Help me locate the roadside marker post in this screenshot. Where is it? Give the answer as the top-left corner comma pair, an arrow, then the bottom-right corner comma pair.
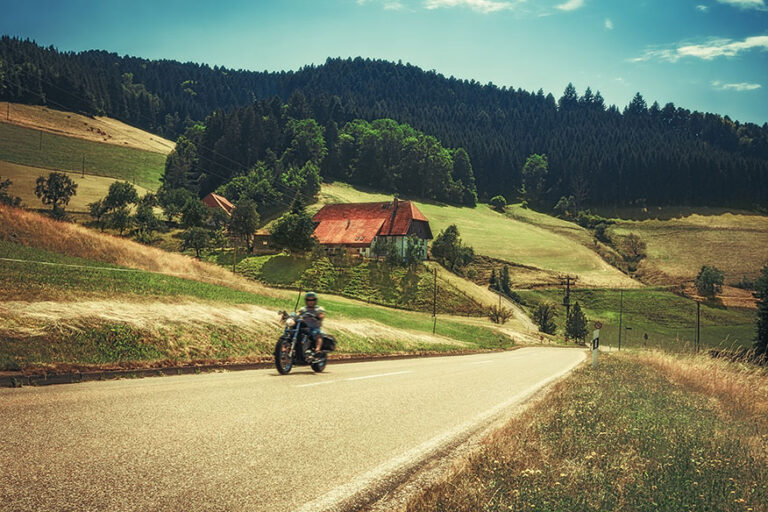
592,321 -> 601,368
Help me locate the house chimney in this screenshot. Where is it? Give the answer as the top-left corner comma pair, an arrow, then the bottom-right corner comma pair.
393,196 -> 399,210
346,218 -> 350,229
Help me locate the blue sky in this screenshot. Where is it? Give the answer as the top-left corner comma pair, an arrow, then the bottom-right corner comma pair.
2,0 -> 767,123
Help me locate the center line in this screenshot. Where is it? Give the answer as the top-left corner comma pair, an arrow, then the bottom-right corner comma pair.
294,380 -> 339,388
293,370 -> 413,388
345,370 -> 413,381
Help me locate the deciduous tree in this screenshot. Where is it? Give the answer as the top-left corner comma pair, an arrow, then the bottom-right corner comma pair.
695,265 -> 725,298
34,172 -> 77,213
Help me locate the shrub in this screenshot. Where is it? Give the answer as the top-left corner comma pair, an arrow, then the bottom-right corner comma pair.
488,305 -> 512,324
489,195 -> 507,213
0,176 -> 21,207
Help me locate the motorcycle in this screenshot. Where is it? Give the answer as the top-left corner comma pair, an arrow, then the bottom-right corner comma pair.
274,310 -> 336,374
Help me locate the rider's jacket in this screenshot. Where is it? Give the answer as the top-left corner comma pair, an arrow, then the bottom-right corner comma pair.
299,306 -> 325,330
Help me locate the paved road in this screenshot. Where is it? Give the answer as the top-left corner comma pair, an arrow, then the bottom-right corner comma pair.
0,347 -> 585,512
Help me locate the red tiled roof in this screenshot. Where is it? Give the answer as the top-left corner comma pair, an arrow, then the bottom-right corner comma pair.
312,200 -> 429,243
312,218 -> 386,246
202,193 -> 235,215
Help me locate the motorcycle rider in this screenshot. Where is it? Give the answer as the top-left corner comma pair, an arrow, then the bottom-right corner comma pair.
299,291 -> 325,360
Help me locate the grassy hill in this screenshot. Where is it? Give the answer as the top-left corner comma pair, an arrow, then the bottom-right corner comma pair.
0,118 -> 168,191
1,160 -> 153,213
605,210 -> 768,286
316,183 -> 639,289
0,204 -> 525,372
517,288 -> 756,351
0,102 -> 175,153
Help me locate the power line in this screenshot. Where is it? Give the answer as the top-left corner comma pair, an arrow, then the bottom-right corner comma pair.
2,70 -> 310,207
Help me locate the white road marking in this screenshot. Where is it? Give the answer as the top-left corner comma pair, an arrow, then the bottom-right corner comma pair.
296,351 -> 586,512
345,371 -> 413,382
293,370 -> 413,388
295,380 -> 339,388
466,360 -> 494,365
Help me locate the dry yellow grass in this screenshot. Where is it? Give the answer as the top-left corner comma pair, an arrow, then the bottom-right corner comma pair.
0,160 -> 152,212
611,212 -> 768,285
0,102 -> 174,154
0,204 -> 280,297
634,349 -> 768,419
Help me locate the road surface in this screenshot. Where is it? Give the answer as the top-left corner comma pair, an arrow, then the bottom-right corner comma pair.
0,347 -> 585,511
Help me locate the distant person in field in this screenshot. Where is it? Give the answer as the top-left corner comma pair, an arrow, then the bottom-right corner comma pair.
299,292 -> 325,359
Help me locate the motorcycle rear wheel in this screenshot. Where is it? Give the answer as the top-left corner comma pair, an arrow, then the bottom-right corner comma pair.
274,338 -> 293,374
311,355 -> 327,373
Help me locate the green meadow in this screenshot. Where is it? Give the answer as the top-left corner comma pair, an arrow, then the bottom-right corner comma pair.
0,122 -> 165,190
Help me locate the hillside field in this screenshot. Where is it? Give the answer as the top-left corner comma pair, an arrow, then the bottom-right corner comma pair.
0,121 -> 166,190
0,160 -> 153,213
517,288 -> 756,351
316,183 -> 639,289
0,102 -> 175,153
0,205 -> 527,372
607,212 -> 768,285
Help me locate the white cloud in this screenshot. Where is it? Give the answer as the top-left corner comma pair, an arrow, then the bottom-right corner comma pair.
424,0 -> 520,12
384,0 -> 405,9
604,18 -> 613,29
556,0 -> 585,11
711,80 -> 763,91
631,35 -> 768,62
696,4 -> 709,11
716,0 -> 767,10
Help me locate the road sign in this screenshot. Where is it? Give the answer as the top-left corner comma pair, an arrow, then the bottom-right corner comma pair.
594,321 -> 603,330
592,328 -> 600,368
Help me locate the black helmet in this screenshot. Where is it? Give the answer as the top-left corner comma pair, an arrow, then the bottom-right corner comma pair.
305,291 -> 318,301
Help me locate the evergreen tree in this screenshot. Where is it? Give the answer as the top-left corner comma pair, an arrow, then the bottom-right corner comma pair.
754,263 -> 768,357
534,302 -> 558,335
565,301 -> 589,344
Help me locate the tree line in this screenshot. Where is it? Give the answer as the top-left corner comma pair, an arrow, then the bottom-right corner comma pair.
162,96 -> 478,210
1,36 -> 767,207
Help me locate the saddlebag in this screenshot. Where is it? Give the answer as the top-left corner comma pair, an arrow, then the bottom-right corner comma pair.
321,335 -> 337,352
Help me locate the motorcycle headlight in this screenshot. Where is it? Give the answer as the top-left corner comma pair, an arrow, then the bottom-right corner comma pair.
285,317 -> 296,327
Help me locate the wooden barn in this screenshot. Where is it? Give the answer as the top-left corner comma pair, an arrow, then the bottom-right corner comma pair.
312,198 -> 433,259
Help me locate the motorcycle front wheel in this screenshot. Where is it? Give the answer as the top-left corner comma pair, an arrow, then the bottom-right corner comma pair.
274,338 -> 294,374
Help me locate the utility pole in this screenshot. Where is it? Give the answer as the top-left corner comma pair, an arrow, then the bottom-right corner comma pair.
81,155 -> 85,178
562,275 -> 573,342
6,102 -> 9,121
618,289 -> 623,351
696,301 -> 701,353
39,130 -> 42,150
562,275 -> 573,320
432,267 -> 437,334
